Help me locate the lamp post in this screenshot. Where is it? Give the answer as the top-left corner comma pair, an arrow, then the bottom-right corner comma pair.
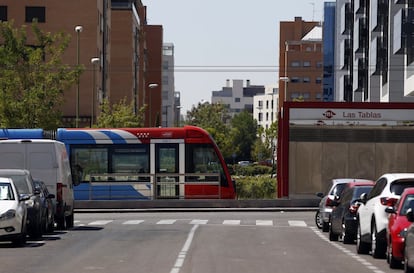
75,25 -> 83,128
279,76 -> 289,102
148,83 -> 158,127
90,57 -> 100,127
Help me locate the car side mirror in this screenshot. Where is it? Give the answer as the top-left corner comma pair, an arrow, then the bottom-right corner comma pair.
19,194 -> 30,202
316,192 -> 324,198
407,208 -> 414,222
359,192 -> 368,204
385,206 -> 396,214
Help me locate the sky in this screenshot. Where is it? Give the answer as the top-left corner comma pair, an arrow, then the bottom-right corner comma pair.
146,0 -> 327,113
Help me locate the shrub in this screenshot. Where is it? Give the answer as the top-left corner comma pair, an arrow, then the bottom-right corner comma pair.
234,175 -> 276,199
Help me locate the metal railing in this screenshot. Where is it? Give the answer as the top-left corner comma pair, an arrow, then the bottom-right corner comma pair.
83,172 -> 221,200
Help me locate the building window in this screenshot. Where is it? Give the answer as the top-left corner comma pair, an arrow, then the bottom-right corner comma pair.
303,61 -> 311,67
258,112 -> 262,122
0,6 -> 7,21
235,97 -> 241,103
25,6 -> 46,23
290,77 -> 300,83
316,62 -> 323,68
316,77 -> 322,84
303,77 -> 310,83
291,61 -> 300,67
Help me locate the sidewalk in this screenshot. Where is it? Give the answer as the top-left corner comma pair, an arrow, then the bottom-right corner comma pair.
74,198 -> 320,212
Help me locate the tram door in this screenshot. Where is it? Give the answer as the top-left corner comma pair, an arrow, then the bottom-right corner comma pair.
154,141 -> 184,199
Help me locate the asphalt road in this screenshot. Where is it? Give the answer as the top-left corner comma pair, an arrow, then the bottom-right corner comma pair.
0,211 -> 401,273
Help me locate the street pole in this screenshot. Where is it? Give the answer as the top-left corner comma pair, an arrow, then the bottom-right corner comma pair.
90,57 -> 100,127
75,25 -> 83,128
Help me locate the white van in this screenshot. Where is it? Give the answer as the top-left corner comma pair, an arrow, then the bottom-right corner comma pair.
0,139 -> 80,229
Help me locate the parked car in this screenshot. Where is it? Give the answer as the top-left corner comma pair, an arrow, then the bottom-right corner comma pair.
0,177 -> 29,246
357,173 -> 414,258
0,169 -> 42,238
316,178 -> 373,232
403,208 -> 414,273
329,180 -> 375,243
34,180 -> 55,233
385,188 -> 414,268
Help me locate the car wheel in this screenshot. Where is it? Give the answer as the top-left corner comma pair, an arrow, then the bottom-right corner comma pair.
405,255 -> 414,273
12,221 -> 27,247
29,213 -> 42,239
342,221 -> 353,244
315,211 -> 322,229
322,220 -> 329,232
356,221 -> 370,254
329,223 -> 339,241
388,239 -> 401,269
65,209 -> 74,229
371,222 -> 386,259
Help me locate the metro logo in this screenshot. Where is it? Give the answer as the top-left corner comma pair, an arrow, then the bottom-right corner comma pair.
323,110 -> 336,119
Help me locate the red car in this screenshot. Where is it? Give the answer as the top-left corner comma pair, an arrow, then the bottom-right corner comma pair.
386,187 -> 414,268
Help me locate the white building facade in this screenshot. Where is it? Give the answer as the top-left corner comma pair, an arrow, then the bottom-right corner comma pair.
253,86 -> 279,130
335,0 -> 414,103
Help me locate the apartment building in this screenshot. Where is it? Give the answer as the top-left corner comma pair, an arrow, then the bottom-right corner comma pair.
211,79 -> 265,116
335,0 -> 414,103
278,17 -> 323,112
0,0 -> 163,127
252,86 -> 279,130
162,43 -> 181,127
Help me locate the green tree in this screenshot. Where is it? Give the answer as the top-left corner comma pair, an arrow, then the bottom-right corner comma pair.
95,98 -> 146,128
185,102 -> 232,158
0,21 -> 82,129
230,110 -> 257,161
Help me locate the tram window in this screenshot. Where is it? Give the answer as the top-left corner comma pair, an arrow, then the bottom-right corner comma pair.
186,144 -> 227,185
112,147 -> 149,174
158,147 -> 177,173
72,147 -> 108,182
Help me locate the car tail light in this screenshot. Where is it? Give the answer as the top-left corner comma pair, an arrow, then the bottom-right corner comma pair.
349,203 -> 361,214
325,197 -> 334,207
57,183 -> 63,203
380,197 -> 399,207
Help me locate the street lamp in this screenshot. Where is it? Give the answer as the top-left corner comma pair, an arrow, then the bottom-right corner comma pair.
90,57 -> 100,127
75,25 -> 83,128
148,83 -> 158,127
279,76 -> 290,102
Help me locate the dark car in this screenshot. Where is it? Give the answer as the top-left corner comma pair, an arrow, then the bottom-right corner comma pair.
329,180 -> 375,243
316,178 -> 373,232
33,180 -> 55,233
0,169 -> 42,238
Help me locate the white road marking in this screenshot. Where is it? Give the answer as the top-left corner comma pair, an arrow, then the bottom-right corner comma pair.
288,220 -> 307,227
123,220 -> 145,225
157,219 -> 177,225
87,220 -> 113,226
223,220 -> 241,225
190,219 -> 208,225
310,227 -> 385,273
256,220 -> 273,226
170,224 -> 199,273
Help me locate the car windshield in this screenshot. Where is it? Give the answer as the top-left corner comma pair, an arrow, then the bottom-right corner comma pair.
400,194 -> 414,215
329,183 -> 347,196
351,186 -> 373,201
5,175 -> 29,194
0,183 -> 15,200
390,180 -> 414,195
